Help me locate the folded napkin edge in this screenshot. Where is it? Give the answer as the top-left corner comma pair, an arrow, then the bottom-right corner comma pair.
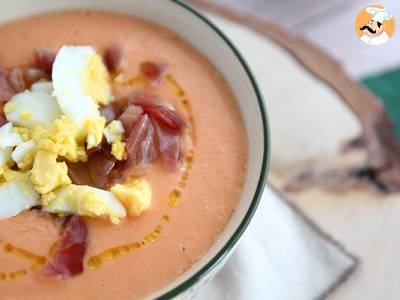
269,185 -> 359,300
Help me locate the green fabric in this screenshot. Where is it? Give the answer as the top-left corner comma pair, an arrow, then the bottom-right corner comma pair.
362,67 -> 400,138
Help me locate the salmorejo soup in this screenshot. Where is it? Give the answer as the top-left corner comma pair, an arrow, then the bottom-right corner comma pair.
0,10 -> 247,299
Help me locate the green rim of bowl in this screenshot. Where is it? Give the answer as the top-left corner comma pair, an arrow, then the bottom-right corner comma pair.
157,1 -> 270,299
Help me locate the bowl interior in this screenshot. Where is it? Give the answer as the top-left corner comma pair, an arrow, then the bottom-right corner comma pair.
0,0 -> 269,298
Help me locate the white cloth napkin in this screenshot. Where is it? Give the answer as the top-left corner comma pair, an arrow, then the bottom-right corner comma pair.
195,186 -> 356,300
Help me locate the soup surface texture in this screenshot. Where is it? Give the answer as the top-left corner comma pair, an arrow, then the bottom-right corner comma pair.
0,10 -> 247,299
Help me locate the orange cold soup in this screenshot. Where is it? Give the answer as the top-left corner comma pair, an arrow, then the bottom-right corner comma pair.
0,10 -> 247,299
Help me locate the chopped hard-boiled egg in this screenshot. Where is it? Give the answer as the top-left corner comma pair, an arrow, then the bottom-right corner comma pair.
31,81 -> 53,94
0,148 -> 12,168
53,89 -> 99,136
110,179 -> 151,217
31,150 -> 71,194
111,141 -> 127,161
104,120 -> 127,160
84,117 -> 106,149
0,172 -> 40,220
12,140 -> 37,170
83,53 -> 113,106
52,46 -> 112,106
5,91 -> 62,129
42,185 -> 126,224
13,126 -> 30,142
104,120 -> 124,143
0,123 -> 22,148
52,46 -> 110,146
52,46 -> 110,130
37,116 -> 87,163
0,166 -> 24,182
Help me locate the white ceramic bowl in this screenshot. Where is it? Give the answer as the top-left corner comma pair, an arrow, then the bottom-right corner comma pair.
1,0 -> 270,298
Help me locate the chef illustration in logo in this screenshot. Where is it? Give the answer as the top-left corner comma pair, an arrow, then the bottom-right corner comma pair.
356,6 -> 394,46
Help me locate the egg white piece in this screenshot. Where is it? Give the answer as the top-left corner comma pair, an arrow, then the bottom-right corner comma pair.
12,140 -> 36,165
0,147 -> 12,168
0,123 -> 22,148
104,120 -> 124,143
31,81 -> 53,94
52,46 -> 101,131
43,185 -> 126,223
6,92 -> 62,129
0,173 -> 40,220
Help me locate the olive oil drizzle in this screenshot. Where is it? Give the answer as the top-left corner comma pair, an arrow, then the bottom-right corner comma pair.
118,73 -> 145,87
168,150 -> 194,207
181,99 -> 195,129
48,242 -> 58,257
0,269 -> 27,281
86,215 -> 170,269
166,74 -> 185,97
168,76 -> 195,206
0,244 -> 42,282
167,189 -> 182,207
3,244 -> 46,269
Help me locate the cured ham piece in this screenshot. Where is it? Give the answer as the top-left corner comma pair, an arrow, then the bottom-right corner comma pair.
68,144 -> 117,189
8,67 -> 49,93
34,48 -> 56,76
140,61 -> 166,84
43,216 -> 88,279
0,112 -> 6,126
100,104 -> 118,124
87,146 -> 117,188
126,91 -> 186,130
0,71 -> 14,125
118,104 -> 143,132
134,101 -> 187,130
0,50 -> 51,100
125,114 -> 159,167
122,94 -> 187,170
23,67 -> 49,86
104,45 -> 126,74
7,67 -> 25,93
0,68 -> 13,126
0,105 -> 7,126
67,162 -> 94,187
152,120 -> 182,171
0,67 -> 15,97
